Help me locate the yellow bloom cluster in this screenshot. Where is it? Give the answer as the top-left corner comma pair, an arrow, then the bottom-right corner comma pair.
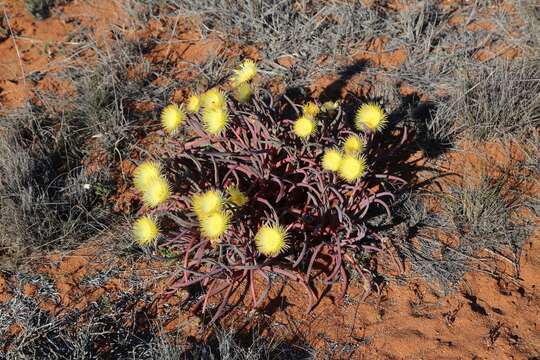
226,185 -> 248,207
133,160 -> 170,208
322,151 -> 366,183
338,155 -> 366,182
159,59 -> 260,138
322,148 -> 342,172
321,100 -> 339,114
231,59 -> 257,87
190,184 -> 251,243
139,61 -> 261,246
201,88 -> 227,110
192,189 -> 229,242
355,103 -> 387,132
303,101 -> 320,119
133,215 -> 160,247
186,94 -> 200,113
320,135 -> 367,183
190,186 -> 247,243
255,223 -> 289,257
131,160 -> 171,247
198,88 -> 229,135
316,102 -> 383,182
192,190 -> 223,218
293,115 -> 317,139
293,101 -> 322,139
343,134 -> 365,156
172,85 -> 232,136
141,63 -> 387,255
161,104 -> 186,135
231,59 -> 257,104
188,186 -> 287,257
234,82 -> 253,104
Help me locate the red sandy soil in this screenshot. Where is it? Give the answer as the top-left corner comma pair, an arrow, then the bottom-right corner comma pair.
0,197 -> 538,358
0,0 -> 538,358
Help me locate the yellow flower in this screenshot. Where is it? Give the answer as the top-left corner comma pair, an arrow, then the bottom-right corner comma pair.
226,186 -> 248,207
293,116 -> 316,139
321,101 -> 339,113
161,104 -> 185,135
201,88 -> 227,110
133,215 -> 159,246
186,94 -> 200,113
303,101 -> 320,118
343,134 -> 365,156
133,161 -> 161,192
142,176 -> 170,208
355,103 -> 387,132
321,148 -> 342,172
255,223 -> 289,257
202,107 -> 229,135
200,211 -> 231,242
338,155 -> 366,183
234,82 -> 253,103
192,190 -> 223,218
231,59 -> 257,85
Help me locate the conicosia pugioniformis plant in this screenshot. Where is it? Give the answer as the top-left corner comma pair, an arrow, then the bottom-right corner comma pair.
131,60 -> 408,323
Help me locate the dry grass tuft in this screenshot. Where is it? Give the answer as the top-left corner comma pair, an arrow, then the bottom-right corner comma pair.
451,59 -> 539,140
392,168 -> 534,293
0,272 -> 314,359
0,38 -> 156,269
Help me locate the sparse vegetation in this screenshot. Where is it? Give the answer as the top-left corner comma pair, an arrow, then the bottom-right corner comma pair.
24,0 -> 54,19
170,0 -> 388,84
0,272 -> 313,359
391,192 -> 465,291
23,0 -> 72,19
0,38 -> 155,269
392,168 -> 533,292
190,328 -> 315,360
0,107 -> 108,268
450,59 -> 539,140
0,0 -> 538,358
